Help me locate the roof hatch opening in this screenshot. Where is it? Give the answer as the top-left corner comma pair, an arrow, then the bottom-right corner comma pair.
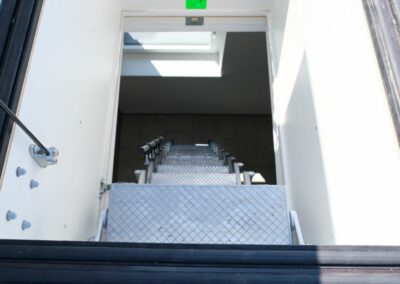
122,32 -> 226,77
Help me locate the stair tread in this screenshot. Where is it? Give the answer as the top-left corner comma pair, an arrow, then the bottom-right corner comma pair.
150,173 -> 237,185
167,154 -> 216,158
162,158 -> 224,166
157,165 -> 229,174
107,184 -> 291,245
165,155 -> 220,160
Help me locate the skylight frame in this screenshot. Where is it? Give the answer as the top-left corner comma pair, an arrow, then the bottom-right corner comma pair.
124,32 -> 218,53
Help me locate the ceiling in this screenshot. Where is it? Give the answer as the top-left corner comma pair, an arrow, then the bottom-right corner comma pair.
119,32 -> 272,114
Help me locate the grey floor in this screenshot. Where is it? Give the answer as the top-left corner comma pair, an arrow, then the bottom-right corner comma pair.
113,114 -> 277,184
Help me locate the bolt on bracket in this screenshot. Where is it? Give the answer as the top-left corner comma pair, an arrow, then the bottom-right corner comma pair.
29,144 -> 59,168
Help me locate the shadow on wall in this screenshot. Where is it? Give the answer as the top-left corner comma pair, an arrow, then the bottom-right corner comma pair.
283,53 -> 335,244
119,33 -> 271,115
123,33 -> 161,76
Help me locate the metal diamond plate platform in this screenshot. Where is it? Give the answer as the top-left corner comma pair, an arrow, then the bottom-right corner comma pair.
162,158 -> 224,166
157,165 -> 229,174
151,173 -> 237,185
107,184 -> 291,245
168,144 -> 212,150
166,145 -> 215,155
165,155 -> 220,160
168,148 -> 215,155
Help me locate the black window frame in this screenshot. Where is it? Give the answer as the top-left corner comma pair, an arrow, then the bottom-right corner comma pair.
363,0 -> 400,144
1,240 -> 400,282
0,0 -> 43,175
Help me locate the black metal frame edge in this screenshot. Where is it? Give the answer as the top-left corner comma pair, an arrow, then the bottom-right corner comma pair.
0,240 -> 400,266
0,240 -> 400,283
0,0 -> 44,175
363,0 -> 400,144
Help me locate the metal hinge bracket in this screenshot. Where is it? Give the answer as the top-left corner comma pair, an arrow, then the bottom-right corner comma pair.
99,180 -> 111,198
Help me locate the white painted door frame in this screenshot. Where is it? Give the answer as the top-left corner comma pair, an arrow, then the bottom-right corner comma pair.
103,10 -> 285,186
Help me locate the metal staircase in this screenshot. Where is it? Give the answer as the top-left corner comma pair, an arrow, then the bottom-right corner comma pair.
97,137 -> 304,245
5,138 -> 400,283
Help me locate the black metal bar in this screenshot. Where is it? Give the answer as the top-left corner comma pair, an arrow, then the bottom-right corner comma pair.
0,99 -> 49,155
0,0 -> 35,131
0,0 -> 18,61
1,241 -> 400,266
3,264 -> 400,283
0,241 -> 400,283
0,0 -> 44,171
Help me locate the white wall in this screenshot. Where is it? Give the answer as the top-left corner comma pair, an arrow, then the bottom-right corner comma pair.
271,0 -> 400,245
0,0 -> 122,240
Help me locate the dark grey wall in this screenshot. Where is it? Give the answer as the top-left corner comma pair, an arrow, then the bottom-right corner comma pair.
119,32 -> 271,114
113,114 -> 276,184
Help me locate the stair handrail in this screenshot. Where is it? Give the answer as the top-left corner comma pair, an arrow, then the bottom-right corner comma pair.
140,136 -> 164,156
140,137 -> 164,182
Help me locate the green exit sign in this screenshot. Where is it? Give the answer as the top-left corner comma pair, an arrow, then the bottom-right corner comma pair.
186,0 -> 207,9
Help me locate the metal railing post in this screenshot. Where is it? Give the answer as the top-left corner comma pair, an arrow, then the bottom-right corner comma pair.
228,157 -> 236,173
234,162 -> 244,185
290,211 -> 305,245
243,171 -> 255,185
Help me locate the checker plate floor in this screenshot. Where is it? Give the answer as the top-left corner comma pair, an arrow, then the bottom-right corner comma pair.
157,165 -> 229,174
107,184 -> 291,245
150,173 -> 237,185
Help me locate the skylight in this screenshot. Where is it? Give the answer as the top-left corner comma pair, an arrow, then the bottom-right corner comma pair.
122,32 -> 226,77
124,32 -> 216,52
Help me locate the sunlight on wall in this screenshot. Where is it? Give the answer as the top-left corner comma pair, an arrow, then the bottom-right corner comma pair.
271,0 -> 400,245
150,59 -> 220,77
